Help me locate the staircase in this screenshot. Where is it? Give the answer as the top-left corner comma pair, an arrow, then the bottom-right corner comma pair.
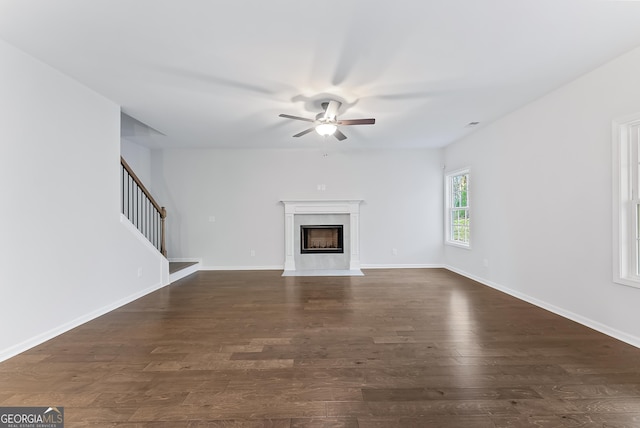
121,156 -> 199,283
120,156 -> 166,256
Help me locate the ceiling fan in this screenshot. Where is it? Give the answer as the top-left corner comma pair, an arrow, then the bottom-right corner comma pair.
279,100 -> 375,141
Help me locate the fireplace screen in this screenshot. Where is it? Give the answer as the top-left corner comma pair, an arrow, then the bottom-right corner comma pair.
300,225 -> 344,254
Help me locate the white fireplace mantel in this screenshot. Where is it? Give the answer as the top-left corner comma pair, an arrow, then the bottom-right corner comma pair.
281,200 -> 362,272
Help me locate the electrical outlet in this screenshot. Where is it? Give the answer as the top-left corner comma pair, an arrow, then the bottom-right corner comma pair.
208,216 -> 216,222
250,249 -> 256,257
137,267 -> 143,277
483,259 -> 489,267
317,184 -> 326,191
392,248 -> 398,256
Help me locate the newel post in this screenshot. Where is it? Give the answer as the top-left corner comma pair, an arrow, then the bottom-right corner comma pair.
160,207 -> 167,257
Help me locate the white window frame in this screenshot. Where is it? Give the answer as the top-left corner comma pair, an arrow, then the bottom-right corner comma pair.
445,168 -> 471,249
613,113 -> 640,288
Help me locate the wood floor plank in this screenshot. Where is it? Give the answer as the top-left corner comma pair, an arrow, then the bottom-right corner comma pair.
532,383 -> 640,399
290,417 -> 357,427
362,386 -> 543,401
1,268 -> 640,427
187,421 -> 291,428
358,415 -> 497,428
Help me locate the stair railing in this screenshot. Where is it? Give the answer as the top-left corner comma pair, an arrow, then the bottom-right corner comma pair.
120,157 -> 167,257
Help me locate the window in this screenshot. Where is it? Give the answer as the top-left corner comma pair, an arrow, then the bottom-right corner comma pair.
445,169 -> 470,247
613,113 -> 640,287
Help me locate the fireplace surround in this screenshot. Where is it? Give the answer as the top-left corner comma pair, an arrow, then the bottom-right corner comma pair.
281,200 -> 362,274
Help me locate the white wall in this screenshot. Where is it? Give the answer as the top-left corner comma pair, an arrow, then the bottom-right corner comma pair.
0,39 -> 166,360
151,147 -> 444,268
121,138 -> 152,186
444,45 -> 640,346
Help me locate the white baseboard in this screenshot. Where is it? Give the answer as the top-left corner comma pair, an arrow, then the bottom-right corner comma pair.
0,280 -> 166,363
444,265 -> 640,349
198,264 -> 446,271
200,265 -> 283,271
361,264 -> 444,269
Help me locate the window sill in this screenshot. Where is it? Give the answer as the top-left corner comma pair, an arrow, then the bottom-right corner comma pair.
613,275 -> 640,289
445,241 -> 471,250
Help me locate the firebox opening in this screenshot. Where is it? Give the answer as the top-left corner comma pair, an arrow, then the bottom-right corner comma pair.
301,225 -> 344,254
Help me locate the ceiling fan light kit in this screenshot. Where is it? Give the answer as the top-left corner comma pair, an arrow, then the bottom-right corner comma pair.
279,99 -> 375,141
315,123 -> 337,136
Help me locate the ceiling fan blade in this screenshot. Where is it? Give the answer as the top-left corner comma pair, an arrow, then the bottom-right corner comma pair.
293,128 -> 315,138
324,100 -> 341,121
338,118 -> 376,126
334,129 -> 347,141
279,114 -> 315,123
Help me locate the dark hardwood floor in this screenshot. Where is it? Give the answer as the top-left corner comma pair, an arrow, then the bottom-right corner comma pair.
2,269 -> 640,427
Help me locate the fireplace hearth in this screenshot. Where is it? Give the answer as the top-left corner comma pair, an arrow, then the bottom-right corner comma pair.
301,225 -> 344,254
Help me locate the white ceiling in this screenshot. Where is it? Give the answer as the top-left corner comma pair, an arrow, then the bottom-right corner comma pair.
2,0 -> 640,149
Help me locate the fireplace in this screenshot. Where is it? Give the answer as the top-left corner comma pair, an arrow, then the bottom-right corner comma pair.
301,225 -> 344,254
281,200 -> 362,274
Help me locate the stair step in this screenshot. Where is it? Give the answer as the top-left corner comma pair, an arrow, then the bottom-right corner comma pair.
169,261 -> 198,275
